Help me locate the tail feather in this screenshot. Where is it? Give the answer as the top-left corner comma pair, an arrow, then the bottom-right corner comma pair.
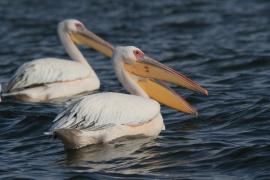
1,90 -> 28,99
0,83 -> 14,102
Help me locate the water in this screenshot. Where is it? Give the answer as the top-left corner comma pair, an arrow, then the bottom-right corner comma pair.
0,0 -> 270,179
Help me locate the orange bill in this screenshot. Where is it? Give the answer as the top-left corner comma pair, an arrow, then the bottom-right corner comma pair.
70,28 -> 114,58
138,78 -> 198,115
125,55 -> 208,96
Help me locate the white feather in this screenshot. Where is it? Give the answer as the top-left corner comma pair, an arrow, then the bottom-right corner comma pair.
51,92 -> 160,131
6,58 -> 91,92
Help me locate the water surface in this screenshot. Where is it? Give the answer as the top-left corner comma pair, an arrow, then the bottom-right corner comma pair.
0,0 -> 270,179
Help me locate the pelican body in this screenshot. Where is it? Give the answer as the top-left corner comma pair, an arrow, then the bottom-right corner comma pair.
1,19 -> 112,102
50,42 -> 208,149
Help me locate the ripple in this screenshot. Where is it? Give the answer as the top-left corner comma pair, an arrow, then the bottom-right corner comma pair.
0,0 -> 270,179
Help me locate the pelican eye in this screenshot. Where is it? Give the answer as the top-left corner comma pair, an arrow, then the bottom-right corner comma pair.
133,49 -> 144,60
75,22 -> 84,29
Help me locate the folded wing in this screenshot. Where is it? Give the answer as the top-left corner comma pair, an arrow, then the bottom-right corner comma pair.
6,58 -> 91,92
51,92 -> 160,131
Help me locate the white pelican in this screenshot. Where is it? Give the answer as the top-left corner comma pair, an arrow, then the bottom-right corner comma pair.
49,44 -> 208,149
0,19 -> 113,102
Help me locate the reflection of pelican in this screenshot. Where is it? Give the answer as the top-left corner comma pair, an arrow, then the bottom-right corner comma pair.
64,137 -> 153,165
1,19 -> 112,102
50,43 -> 208,149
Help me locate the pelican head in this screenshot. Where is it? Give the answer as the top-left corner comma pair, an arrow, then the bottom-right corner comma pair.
113,46 -> 208,115
58,19 -> 113,58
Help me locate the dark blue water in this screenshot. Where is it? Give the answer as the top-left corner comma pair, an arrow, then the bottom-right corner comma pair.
0,0 -> 270,179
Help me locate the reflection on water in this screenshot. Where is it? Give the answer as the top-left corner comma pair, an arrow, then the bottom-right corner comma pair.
61,137 -> 157,174
65,137 -> 152,164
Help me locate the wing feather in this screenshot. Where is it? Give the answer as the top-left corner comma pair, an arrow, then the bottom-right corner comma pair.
51,92 -> 160,131
6,58 -> 90,92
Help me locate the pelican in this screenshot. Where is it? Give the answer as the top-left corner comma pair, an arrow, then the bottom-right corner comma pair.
49,44 -> 208,149
0,19 -> 113,102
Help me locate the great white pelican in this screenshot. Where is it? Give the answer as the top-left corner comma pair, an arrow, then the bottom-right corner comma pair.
0,19 -> 112,102
49,42 -> 208,149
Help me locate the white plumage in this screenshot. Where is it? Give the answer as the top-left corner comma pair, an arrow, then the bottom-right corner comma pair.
1,19 -> 102,102
49,45 -> 207,149
49,46 -> 170,149
51,92 -> 160,131
6,58 -> 91,92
